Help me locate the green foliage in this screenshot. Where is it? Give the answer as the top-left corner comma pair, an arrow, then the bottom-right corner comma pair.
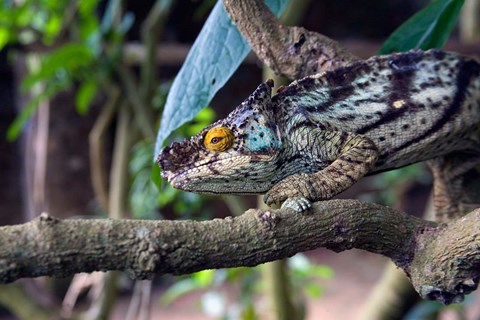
379,0 -> 464,54
154,0 -> 290,155
161,254 -> 333,318
288,254 -> 334,299
75,80 -> 98,115
129,141 -> 161,220
5,40 -> 102,140
161,270 -> 217,305
2,0 -> 132,140
0,0 -> 74,49
21,44 -> 95,90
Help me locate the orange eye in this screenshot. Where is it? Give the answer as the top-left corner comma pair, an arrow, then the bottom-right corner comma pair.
204,127 -> 234,151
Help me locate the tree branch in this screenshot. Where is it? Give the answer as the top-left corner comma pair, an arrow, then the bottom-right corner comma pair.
222,0 -> 358,79
1,200 -> 479,304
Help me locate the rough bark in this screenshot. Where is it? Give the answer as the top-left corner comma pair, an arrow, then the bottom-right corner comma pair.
222,0 -> 358,79
0,200 -> 479,304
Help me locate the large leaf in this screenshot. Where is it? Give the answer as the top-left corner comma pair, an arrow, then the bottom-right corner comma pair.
379,0 -> 464,54
154,0 -> 289,156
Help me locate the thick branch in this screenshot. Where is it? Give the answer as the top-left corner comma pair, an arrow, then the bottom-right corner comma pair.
0,200 -> 479,304
222,0 -> 358,79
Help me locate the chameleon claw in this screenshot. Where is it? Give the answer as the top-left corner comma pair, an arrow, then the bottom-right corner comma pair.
280,197 -> 312,213
263,192 -> 285,208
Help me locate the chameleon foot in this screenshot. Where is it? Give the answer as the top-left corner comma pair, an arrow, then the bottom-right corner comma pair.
280,197 -> 312,213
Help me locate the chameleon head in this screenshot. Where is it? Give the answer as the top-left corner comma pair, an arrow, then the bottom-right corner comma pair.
157,80 -> 284,195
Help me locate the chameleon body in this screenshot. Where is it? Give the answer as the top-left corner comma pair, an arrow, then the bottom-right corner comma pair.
157,50 -> 480,212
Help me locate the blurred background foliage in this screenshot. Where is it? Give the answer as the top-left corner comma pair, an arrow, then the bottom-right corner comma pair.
0,0 -> 478,319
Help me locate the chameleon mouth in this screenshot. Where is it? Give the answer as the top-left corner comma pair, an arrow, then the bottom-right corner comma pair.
162,169 -> 270,195
159,154 -> 275,193
159,157 -> 238,190
160,168 -> 219,192
161,170 -> 190,191
160,170 -> 175,183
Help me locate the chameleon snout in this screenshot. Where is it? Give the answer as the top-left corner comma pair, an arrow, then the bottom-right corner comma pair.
157,155 -> 172,172
156,142 -> 185,172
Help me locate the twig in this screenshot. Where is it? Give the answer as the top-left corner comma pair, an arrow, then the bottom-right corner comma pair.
108,102 -> 131,219
140,0 -> 174,102
88,86 -> 120,212
460,0 -> 480,44
116,65 -> 155,140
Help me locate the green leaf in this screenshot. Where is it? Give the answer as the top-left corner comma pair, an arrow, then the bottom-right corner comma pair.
157,184 -> 178,208
241,303 -> 257,320
185,107 -> 216,136
151,163 -> 162,190
15,3 -> 35,28
379,0 -> 464,54
192,269 -> 216,286
161,278 -> 203,305
305,282 -> 324,298
161,270 -> 216,305
75,80 -> 97,114
22,43 -> 94,90
154,0 -> 289,156
129,142 -> 161,219
79,0 -> 100,16
311,265 -> 335,280
0,28 -> 9,50
43,14 -> 62,44
129,170 -> 159,220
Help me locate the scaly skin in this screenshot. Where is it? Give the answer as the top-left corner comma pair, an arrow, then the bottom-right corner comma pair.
157,50 -> 480,212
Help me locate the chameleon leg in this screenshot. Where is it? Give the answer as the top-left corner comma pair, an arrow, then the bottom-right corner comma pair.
428,154 -> 480,221
264,133 -> 378,211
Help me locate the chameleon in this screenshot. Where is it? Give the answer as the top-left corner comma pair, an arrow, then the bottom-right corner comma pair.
157,49 -> 480,213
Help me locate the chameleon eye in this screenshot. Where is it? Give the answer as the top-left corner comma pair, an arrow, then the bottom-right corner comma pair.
210,137 -> 221,144
204,127 -> 234,152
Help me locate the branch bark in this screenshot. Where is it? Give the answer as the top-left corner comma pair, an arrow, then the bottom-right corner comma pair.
222,0 -> 358,79
1,200 -> 479,304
